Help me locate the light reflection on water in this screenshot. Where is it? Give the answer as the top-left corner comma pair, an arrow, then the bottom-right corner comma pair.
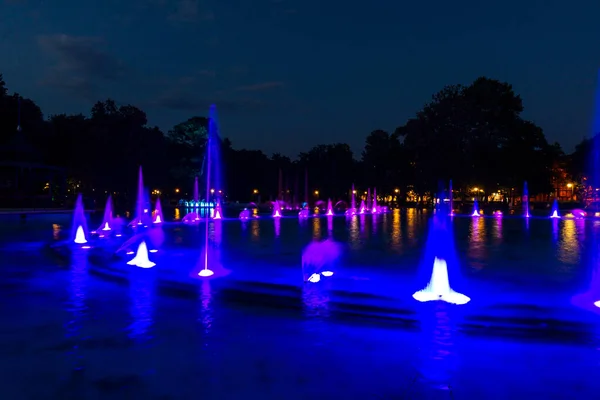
468,217 -> 486,268
418,303 -> 457,392
274,217 -> 281,238
406,208 -> 417,243
65,250 -> 88,370
557,219 -> 580,266
326,215 -> 333,238
250,219 -> 260,242
127,272 -> 155,342
312,217 -> 321,240
348,215 -> 361,250
390,209 -> 401,250
198,280 -> 213,337
492,215 -> 503,244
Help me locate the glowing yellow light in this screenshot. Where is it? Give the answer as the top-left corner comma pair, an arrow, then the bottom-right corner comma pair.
253,189 -> 258,194
175,188 -> 180,193
567,183 -> 573,188
314,190 -> 319,195
394,188 -> 399,193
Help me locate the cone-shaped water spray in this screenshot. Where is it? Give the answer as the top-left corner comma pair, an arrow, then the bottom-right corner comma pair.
471,198 -> 480,217
213,199 -> 222,220
523,181 -> 530,217
98,195 -> 113,231
153,197 -> 163,224
413,258 -> 470,305
193,176 -> 199,205
359,200 -> 366,214
273,200 -> 281,218
550,198 -> 560,218
326,198 -> 333,215
372,188 -> 378,213
127,241 -> 155,268
71,194 -> 89,244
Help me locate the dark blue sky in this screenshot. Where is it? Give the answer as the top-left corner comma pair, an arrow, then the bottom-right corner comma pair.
2,0 -> 600,157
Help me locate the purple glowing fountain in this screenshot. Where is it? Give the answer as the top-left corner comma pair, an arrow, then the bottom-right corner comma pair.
71,193 -> 89,245
326,198 -> 333,216
153,196 -> 163,224
523,181 -> 530,217
550,198 -> 560,218
97,195 -> 113,232
471,198 -> 480,217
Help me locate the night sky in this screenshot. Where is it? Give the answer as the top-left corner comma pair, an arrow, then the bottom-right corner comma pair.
2,0 -> 600,157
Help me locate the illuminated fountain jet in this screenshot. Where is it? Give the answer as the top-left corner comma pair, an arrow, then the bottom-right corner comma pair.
239,208 -> 251,220
326,199 -> 334,216
372,188 -> 378,213
359,200 -> 366,214
96,195 -> 113,232
74,226 -> 87,244
413,257 -> 470,305
127,241 -> 155,269
550,199 -> 561,218
273,200 -> 282,218
153,197 -> 163,224
595,300 -> 600,308
213,199 -> 222,220
471,198 -> 481,217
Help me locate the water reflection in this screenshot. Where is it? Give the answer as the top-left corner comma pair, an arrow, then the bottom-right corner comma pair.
198,280 -> 213,337
250,219 -> 260,242
468,217 -> 486,266
127,272 -> 155,342
372,213 -> 378,235
274,217 -> 281,238
302,283 -> 330,318
406,208 -> 417,243
52,223 -> 61,240
552,218 -> 560,243
348,216 -> 361,250
327,215 -> 333,238
210,220 -> 222,246
312,217 -> 322,240
65,250 -> 88,370
174,208 -> 181,221
359,214 -> 367,237
390,209 -> 401,250
418,304 -> 457,392
557,219 -> 580,266
492,215 -> 503,244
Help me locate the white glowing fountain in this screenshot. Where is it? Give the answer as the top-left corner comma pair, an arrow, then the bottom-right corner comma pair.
308,273 -> 321,283
73,226 -> 87,244
153,214 -> 162,223
550,210 -> 560,219
413,257 -> 470,305
594,300 -> 600,308
127,241 -> 156,268
198,268 -> 214,277
101,222 -> 111,231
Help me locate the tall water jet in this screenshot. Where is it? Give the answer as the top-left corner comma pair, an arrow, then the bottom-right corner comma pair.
193,176 -> 199,206
367,188 -> 371,211
213,198 -> 222,220
326,198 -> 333,216
550,198 -> 560,218
346,185 -> 357,216
127,241 -> 155,268
449,180 -> 454,216
471,198 -> 480,217
273,200 -> 282,218
153,197 -> 163,224
131,166 -> 151,226
198,105 -> 221,278
523,181 -> 530,217
359,200 -> 366,214
98,195 -> 113,231
372,188 -> 378,213
71,194 -> 88,244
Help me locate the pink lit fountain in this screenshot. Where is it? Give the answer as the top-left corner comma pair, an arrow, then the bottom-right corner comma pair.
372,188 -> 378,213
273,200 -> 282,218
213,199 -> 222,220
71,193 -> 89,246
413,257 -> 470,305
326,199 -> 334,216
96,195 -> 113,233
153,197 -> 163,224
359,200 -> 366,214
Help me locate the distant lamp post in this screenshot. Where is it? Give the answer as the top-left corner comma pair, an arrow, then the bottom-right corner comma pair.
175,188 -> 180,193
567,183 -> 574,198
314,190 -> 319,196
394,188 -> 399,193
253,189 -> 259,194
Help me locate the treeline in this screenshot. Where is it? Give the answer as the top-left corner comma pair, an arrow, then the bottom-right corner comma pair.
0,73 -> 593,202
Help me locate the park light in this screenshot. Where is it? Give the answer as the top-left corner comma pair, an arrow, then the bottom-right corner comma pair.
253,189 -> 259,194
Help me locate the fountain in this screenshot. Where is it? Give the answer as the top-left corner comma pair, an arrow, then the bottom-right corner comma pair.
413,257 -> 470,305
239,208 -> 251,220
372,188 -> 378,213
71,194 -> 89,245
127,241 -> 155,268
471,198 -> 481,217
326,199 -> 334,216
298,208 -> 309,218
449,180 -> 454,216
198,104 -> 222,278
413,200 -> 469,305
523,181 -> 530,217
213,198 -> 222,220
273,200 -> 282,218
550,198 -> 560,218
131,166 -> 150,226
359,200 -> 366,214
193,176 -> 199,206
97,195 -> 113,232
302,239 -> 341,283
153,196 -> 163,224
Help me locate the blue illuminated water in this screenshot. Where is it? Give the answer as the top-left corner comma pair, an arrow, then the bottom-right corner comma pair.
0,210 -> 599,399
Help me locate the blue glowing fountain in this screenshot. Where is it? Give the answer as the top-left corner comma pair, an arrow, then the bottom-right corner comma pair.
71,193 -> 89,246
